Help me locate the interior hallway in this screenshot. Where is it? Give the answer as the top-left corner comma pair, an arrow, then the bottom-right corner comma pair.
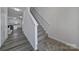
0,28 -> 33,51
0,28 -> 79,51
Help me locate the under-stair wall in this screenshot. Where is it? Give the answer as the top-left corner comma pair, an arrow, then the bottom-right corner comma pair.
22,8 -> 38,50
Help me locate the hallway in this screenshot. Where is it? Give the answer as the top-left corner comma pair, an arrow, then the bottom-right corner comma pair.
0,7 -> 79,51
0,28 -> 79,51
0,28 -> 33,51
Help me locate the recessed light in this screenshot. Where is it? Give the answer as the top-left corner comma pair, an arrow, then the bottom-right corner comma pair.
13,8 -> 21,11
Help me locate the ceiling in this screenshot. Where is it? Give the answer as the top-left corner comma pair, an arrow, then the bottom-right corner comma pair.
8,7 -> 26,18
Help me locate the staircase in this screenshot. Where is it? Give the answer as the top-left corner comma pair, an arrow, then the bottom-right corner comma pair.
38,24 -> 48,42
30,7 -> 48,42
30,7 -> 48,50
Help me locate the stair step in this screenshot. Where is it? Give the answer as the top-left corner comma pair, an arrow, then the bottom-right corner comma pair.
38,33 -> 48,42
38,30 -> 46,37
38,25 -> 44,32
38,25 -> 43,29
38,28 -> 43,32
37,24 -> 48,42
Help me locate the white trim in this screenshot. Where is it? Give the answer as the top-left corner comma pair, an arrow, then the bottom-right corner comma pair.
35,25 -> 38,50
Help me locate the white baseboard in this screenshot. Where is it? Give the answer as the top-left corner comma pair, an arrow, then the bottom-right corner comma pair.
48,35 -> 79,49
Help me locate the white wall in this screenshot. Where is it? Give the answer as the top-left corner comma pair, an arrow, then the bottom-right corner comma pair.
22,8 -> 38,50
0,8 -> 1,46
35,7 -> 79,48
8,17 -> 22,29
0,7 -> 8,47
8,18 -> 21,25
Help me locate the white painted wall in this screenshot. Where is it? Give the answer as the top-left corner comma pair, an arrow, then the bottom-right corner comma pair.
0,8 -> 1,47
8,18 -> 21,25
35,7 -> 79,48
22,8 -> 38,50
0,7 -> 8,47
8,17 -> 22,29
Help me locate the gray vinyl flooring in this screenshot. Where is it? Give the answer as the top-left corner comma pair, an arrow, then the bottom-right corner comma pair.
0,28 -> 34,51
38,38 -> 79,51
0,28 -> 79,51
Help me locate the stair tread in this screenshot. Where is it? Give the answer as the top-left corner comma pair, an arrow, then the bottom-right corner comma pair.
38,31 -> 46,37
38,25 -> 45,32
37,24 -> 48,42
38,33 -> 48,41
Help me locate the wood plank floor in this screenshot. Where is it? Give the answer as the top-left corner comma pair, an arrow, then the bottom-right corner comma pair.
0,28 -> 34,51
0,28 -> 79,51
38,38 -> 79,51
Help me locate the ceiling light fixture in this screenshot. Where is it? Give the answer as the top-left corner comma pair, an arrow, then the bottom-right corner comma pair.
13,8 -> 21,11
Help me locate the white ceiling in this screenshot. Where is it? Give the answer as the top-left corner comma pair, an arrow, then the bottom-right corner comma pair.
8,7 -> 26,18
